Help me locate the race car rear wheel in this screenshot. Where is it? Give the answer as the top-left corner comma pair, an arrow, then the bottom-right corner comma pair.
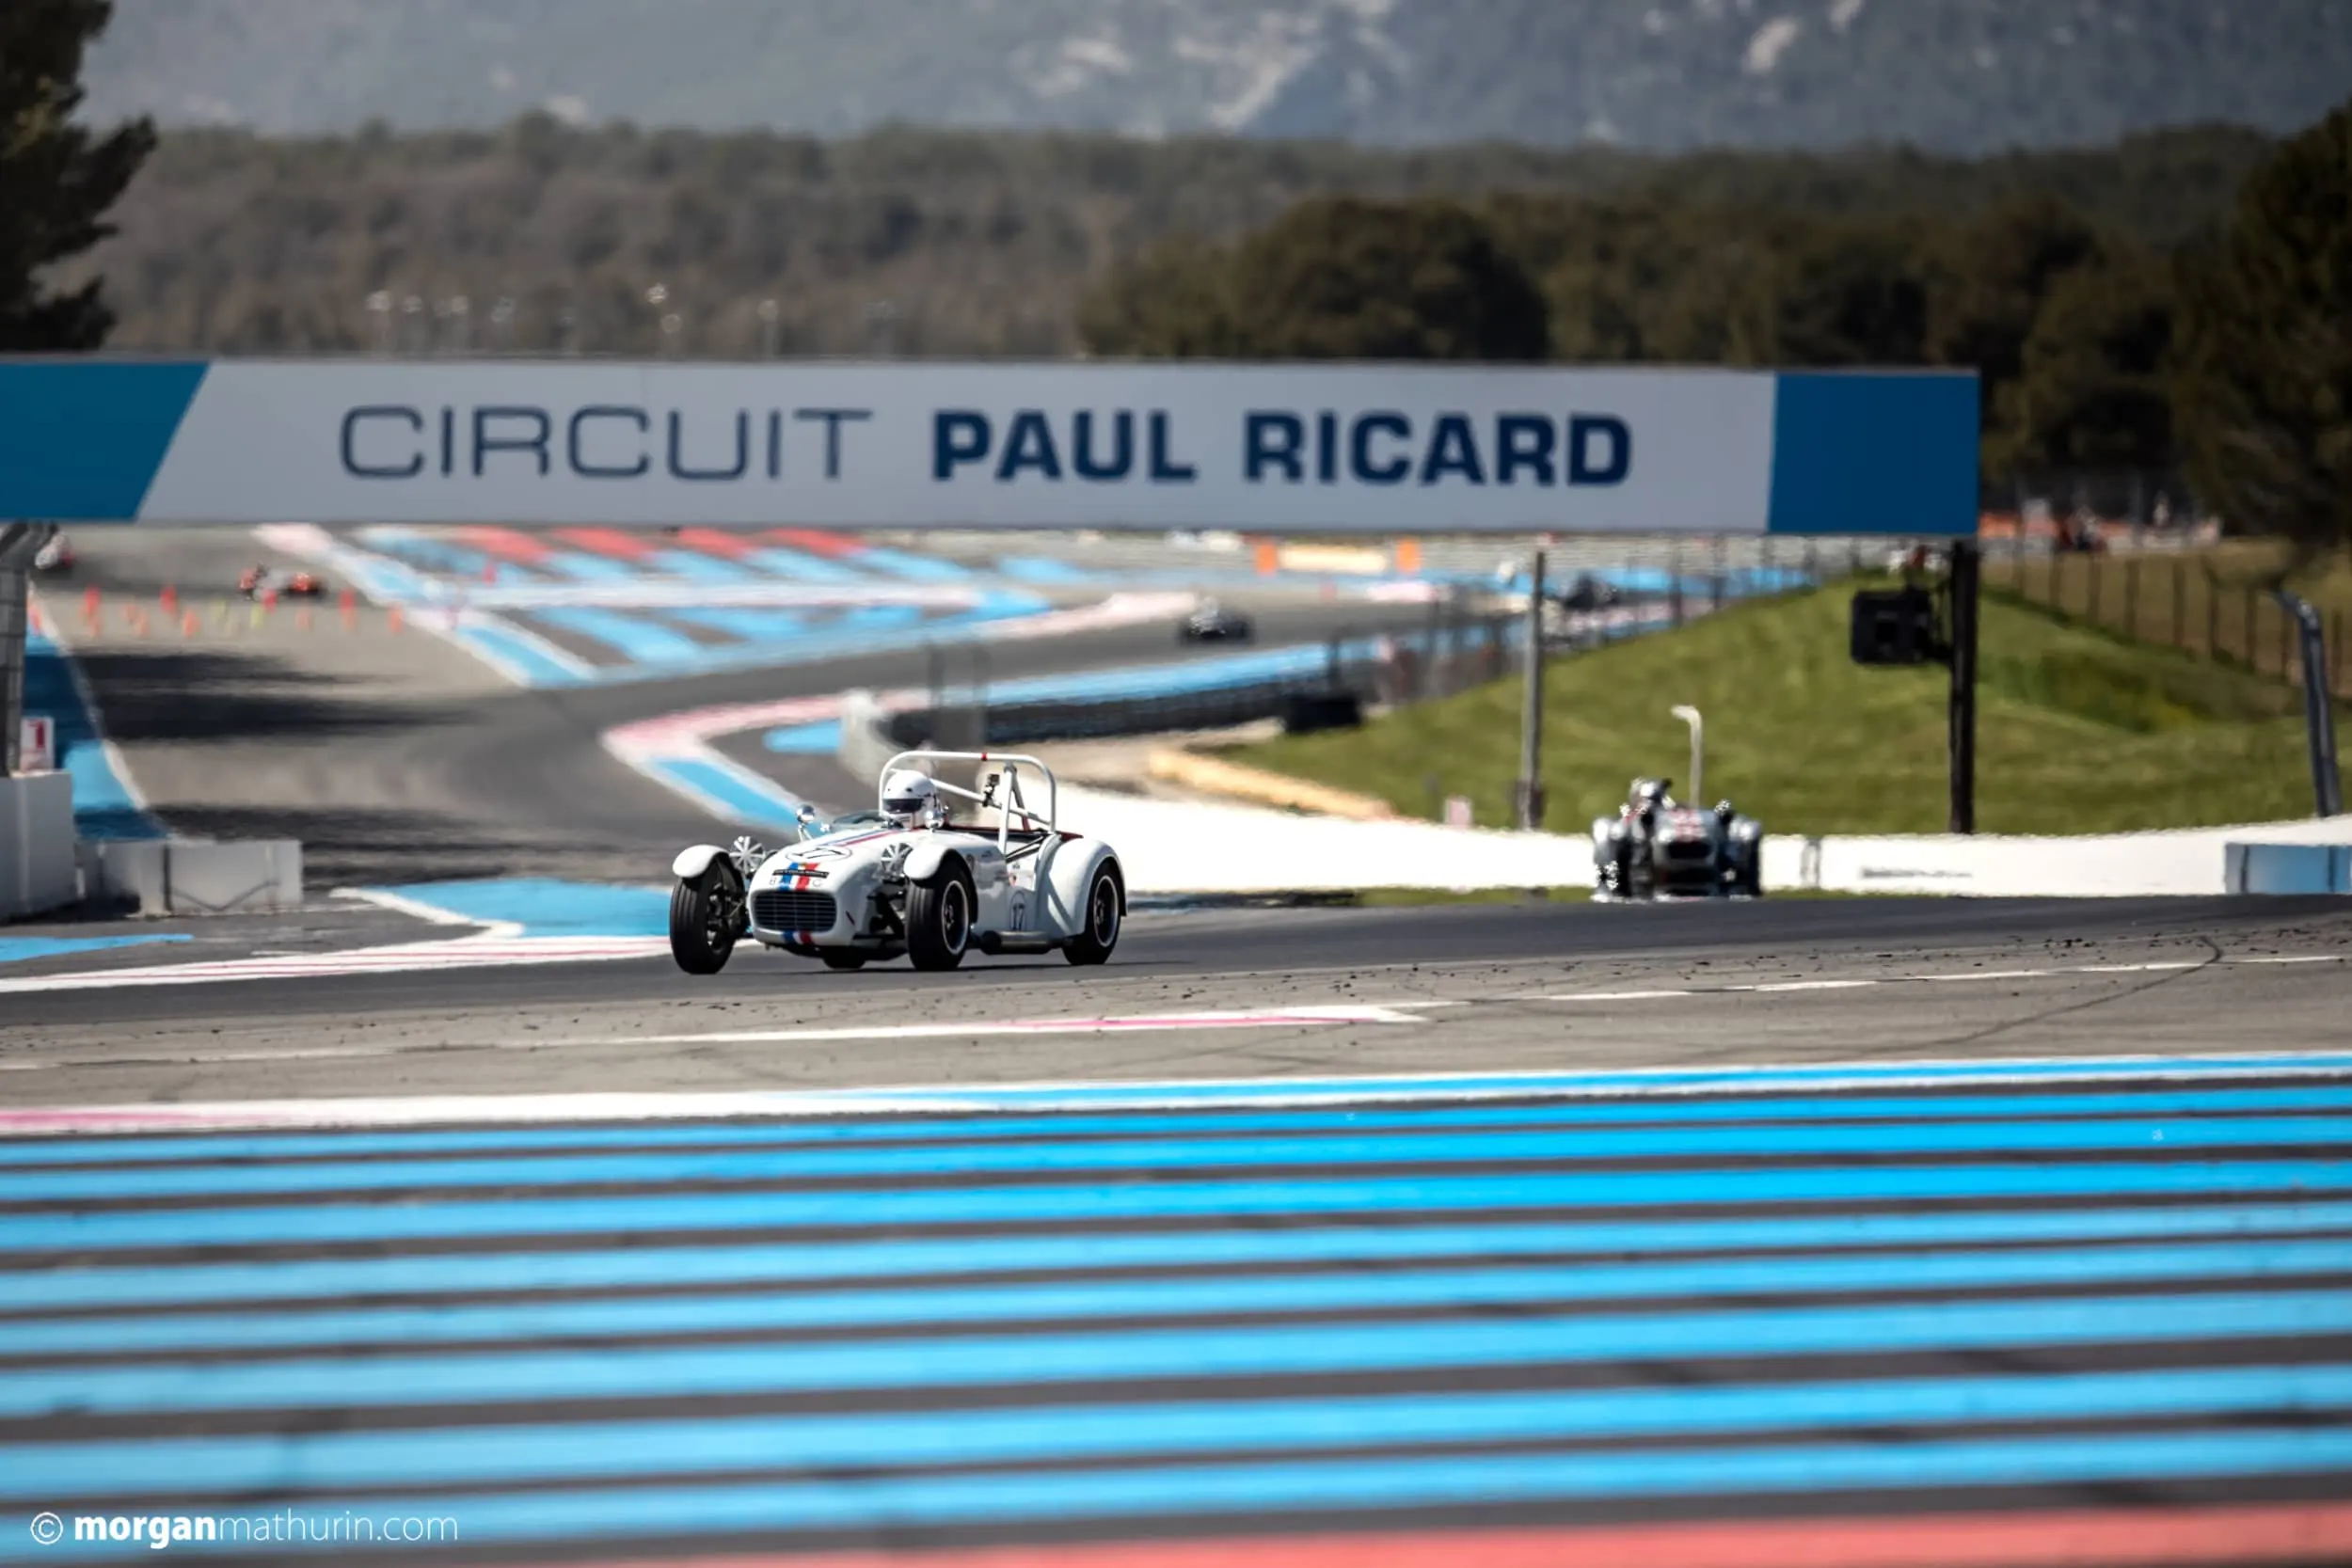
906,865 -> 973,972
1064,863 -> 1122,966
669,865 -> 744,975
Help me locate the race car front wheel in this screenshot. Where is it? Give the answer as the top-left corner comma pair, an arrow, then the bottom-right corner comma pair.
669,865 -> 744,975
1064,864 -> 1121,966
906,866 -> 973,972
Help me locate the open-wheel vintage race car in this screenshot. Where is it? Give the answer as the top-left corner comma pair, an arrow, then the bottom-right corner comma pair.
667,752 -> 1126,974
1593,777 -> 1763,901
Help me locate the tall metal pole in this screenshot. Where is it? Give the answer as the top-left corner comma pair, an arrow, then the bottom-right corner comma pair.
1515,547 -> 1547,831
1947,540 -> 1980,834
0,522 -> 45,777
2279,593 -> 2344,818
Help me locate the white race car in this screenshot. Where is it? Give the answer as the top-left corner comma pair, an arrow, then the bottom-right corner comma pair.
667,752 -> 1126,974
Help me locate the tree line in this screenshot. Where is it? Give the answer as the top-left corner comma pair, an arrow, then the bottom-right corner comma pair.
1080,189 -> 2180,484
1080,100 -> 2349,553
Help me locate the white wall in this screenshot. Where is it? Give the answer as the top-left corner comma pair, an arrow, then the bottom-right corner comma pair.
0,771 -> 77,921
1764,815 -> 2352,899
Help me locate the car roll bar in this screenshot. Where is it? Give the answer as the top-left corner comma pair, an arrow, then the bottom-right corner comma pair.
882,751 -> 1059,848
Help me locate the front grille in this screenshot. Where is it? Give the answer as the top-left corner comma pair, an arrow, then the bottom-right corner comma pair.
753,890 -> 839,932
1660,838 -> 1714,863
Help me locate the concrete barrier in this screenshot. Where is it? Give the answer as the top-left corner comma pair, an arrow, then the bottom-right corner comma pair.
82,838 -> 303,917
1059,784 -> 1590,894
1764,815 -> 2352,898
1,771 -> 78,921
2226,843 -> 2352,895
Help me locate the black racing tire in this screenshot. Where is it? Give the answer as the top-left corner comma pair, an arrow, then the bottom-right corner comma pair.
1609,838 -> 1636,900
906,863 -> 974,972
1063,863 -> 1122,966
669,864 -> 744,975
820,952 -> 867,971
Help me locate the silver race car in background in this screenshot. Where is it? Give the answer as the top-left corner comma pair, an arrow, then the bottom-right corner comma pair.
1180,597 -> 1254,642
1593,778 -> 1762,900
668,752 -> 1126,974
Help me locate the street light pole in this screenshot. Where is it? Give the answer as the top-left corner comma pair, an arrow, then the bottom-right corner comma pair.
1671,705 -> 1704,801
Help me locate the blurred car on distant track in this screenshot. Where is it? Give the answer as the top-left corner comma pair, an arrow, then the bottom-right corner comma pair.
1180,597 -> 1253,642
1555,573 -> 1623,611
239,564 -> 326,599
31,533 -> 74,575
1594,777 -> 1762,900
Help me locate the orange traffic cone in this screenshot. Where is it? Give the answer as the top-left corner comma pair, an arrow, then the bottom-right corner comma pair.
182,610 -> 199,639
82,585 -> 101,629
387,606 -> 404,634
160,585 -> 179,614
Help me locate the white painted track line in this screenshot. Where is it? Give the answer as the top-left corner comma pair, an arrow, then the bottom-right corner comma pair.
8,1049 -> 2352,1135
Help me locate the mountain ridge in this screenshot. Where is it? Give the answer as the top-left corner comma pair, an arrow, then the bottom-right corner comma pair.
83,0 -> 2352,154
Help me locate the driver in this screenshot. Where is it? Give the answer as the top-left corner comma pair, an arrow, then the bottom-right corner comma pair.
881,768 -> 944,830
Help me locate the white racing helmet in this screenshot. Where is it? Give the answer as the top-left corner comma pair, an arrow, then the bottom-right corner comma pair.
881,768 -> 942,828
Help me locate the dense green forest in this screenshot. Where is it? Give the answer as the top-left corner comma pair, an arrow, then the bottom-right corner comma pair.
76,117 -> 2269,367
1085,188 -> 2182,481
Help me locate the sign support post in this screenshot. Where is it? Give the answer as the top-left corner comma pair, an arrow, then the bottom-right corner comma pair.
1947,539 -> 1980,835
1515,546 -> 1547,831
0,522 -> 43,777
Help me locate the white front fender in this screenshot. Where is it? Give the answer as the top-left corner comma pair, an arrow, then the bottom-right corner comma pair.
901,840 -> 965,885
671,844 -> 730,881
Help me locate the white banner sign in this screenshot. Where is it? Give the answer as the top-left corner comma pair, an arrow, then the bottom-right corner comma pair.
0,359 -> 1980,534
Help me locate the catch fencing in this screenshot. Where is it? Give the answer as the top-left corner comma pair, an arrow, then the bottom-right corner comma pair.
1987,542 -> 2346,698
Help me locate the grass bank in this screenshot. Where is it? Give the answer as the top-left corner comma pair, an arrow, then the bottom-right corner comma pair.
1229,584 -> 2344,837
1990,543 -> 2352,690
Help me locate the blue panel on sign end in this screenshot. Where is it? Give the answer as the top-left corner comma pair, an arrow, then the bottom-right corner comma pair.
0,362 -> 211,521
1768,372 -> 1979,537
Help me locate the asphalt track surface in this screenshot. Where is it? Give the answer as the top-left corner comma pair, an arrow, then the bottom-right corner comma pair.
13,526 -> 2352,1103
53,529 -> 1433,883
6,895 -> 2349,1105
15,531 -> 2352,1565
